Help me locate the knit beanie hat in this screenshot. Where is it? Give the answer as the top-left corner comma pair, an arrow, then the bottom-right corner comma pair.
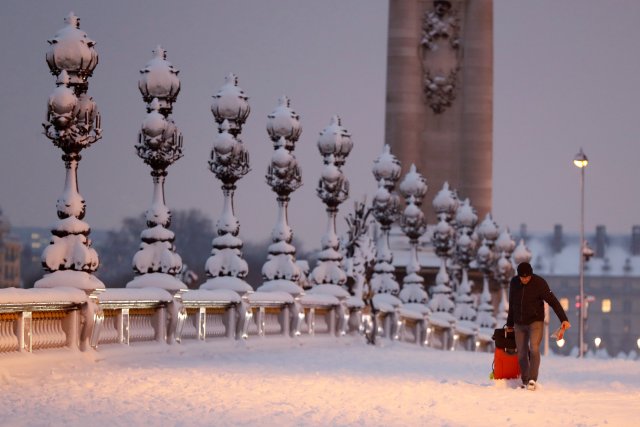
517,262 -> 533,277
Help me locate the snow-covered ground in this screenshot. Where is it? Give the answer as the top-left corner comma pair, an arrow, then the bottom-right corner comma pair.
1,338 -> 638,426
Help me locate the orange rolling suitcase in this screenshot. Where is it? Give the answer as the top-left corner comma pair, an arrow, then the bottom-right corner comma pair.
491,327 -> 520,380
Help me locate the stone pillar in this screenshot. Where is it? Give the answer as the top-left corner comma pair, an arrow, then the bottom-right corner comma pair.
385,0 -> 493,221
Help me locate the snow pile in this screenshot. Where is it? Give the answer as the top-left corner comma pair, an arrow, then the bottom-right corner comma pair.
99,288 -> 173,303
126,272 -> 185,291
0,339 -> 638,426
0,287 -> 87,304
34,270 -> 105,290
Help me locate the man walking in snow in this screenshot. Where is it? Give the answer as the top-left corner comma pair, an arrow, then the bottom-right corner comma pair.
506,262 -> 571,390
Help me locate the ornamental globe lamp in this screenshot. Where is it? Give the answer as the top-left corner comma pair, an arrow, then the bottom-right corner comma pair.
455,198 -> 477,229
372,144 -> 401,188
317,115 -> 352,166
477,213 -> 499,243
211,73 -> 250,135
399,164 -> 428,202
138,46 -> 180,114
46,12 -> 98,91
495,228 -> 515,255
432,181 -> 458,219
266,96 -> 301,145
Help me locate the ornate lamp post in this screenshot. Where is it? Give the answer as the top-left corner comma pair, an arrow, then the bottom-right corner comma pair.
573,147 -> 589,358
370,145 -> 402,295
453,198 -> 478,294
398,165 -> 428,304
127,46 -> 184,291
425,182 -> 459,348
475,213 -> 499,319
202,74 -> 252,294
451,198 -> 479,348
309,115 -> 353,289
431,182 -> 459,293
37,13 -> 103,291
258,97 -> 304,295
494,228 -> 516,324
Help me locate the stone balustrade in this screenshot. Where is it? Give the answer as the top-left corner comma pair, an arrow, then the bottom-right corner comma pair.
0,286 -> 492,355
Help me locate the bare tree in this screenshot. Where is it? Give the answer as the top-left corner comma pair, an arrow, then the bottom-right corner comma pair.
342,199 -> 377,344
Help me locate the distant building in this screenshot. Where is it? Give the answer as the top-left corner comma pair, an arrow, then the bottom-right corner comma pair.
0,209 -> 22,288
390,223 -> 640,357
524,224 -> 640,357
12,226 -> 50,288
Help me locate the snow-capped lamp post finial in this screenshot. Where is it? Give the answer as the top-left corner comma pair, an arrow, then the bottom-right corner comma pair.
127,47 -> 185,292
513,238 -> 532,266
210,73 -> 250,137
138,45 -> 180,116
202,75 -> 252,294
37,13 -> 103,293
45,12 -> 98,95
370,145 -> 402,296
257,96 -> 304,296
398,165 -> 429,304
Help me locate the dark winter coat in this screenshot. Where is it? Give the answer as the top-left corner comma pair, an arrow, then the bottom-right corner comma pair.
506,273 -> 568,327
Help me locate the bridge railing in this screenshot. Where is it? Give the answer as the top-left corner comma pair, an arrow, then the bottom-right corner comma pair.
0,286 -> 491,355
91,288 -> 174,348
0,288 -> 87,353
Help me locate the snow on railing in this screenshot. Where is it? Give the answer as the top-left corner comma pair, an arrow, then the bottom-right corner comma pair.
0,288 -> 87,353
397,304 -> 429,346
0,285 -> 491,355
244,292 -> 294,338
178,289 -> 240,341
91,288 -> 173,347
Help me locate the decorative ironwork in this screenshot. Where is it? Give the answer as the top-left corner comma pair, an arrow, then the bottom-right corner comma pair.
474,213 -> 500,322
370,145 -> 402,295
309,116 -> 353,287
428,182 -> 459,319
494,228 -> 516,323
203,75 -> 252,294
40,14 -> 102,277
398,165 -> 429,304
130,48 -> 184,285
259,97 -> 304,295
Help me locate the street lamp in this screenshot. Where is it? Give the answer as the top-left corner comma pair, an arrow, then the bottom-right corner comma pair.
574,148 -> 588,358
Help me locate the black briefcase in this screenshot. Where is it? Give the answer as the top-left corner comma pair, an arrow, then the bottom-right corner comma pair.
492,327 -> 517,353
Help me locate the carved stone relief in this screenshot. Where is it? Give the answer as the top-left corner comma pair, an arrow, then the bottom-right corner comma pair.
420,0 -> 461,114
